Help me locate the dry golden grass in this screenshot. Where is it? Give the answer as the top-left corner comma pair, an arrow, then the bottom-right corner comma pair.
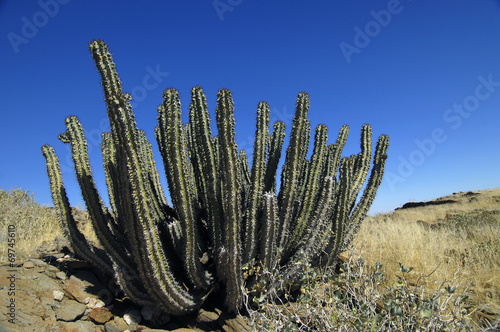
0,188 -> 61,258
0,188 -> 99,258
351,188 -> 500,312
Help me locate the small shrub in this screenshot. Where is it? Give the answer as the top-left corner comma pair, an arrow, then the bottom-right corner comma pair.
245,252 -> 481,331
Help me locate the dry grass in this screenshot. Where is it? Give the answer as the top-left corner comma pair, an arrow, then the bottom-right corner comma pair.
351,188 -> 500,315
0,188 -> 61,258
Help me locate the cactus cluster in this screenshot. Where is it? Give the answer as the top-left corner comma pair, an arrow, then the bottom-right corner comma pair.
42,40 -> 389,315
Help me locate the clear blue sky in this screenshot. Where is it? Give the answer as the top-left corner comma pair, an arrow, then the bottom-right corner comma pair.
1,1 -> 500,214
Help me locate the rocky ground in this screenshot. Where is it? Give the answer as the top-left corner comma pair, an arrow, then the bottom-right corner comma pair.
0,237 -> 252,332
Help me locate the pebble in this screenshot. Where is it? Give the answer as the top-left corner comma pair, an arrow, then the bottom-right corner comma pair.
86,297 -> 105,309
53,290 -> 65,301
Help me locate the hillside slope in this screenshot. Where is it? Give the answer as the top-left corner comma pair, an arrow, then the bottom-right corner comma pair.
352,187 -> 500,325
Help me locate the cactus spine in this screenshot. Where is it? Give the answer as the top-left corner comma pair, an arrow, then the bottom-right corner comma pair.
42,40 -> 389,315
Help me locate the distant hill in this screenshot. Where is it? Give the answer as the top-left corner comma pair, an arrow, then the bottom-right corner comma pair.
388,187 -> 500,225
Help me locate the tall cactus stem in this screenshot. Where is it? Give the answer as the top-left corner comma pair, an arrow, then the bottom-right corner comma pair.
263,121 -> 286,192
158,88 -> 208,289
277,92 -> 310,250
286,124 -> 328,252
215,89 -> 243,312
243,101 -> 270,263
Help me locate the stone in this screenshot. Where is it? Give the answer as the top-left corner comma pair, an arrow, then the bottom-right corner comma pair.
123,309 -> 142,325
29,258 -> 48,266
23,261 -> 35,269
89,307 -> 113,324
0,264 -> 61,328
53,290 -> 65,301
56,271 -> 67,280
104,320 -> 121,332
51,300 -> 62,310
55,299 -> 87,321
87,297 -> 106,309
197,308 -> 220,323
63,270 -> 113,305
53,321 -> 97,332
221,315 -> 252,332
112,316 -> 129,331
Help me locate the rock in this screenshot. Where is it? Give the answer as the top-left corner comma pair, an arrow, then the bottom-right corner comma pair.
220,314 -> 252,332
63,270 -> 113,305
0,264 -> 62,329
29,258 -> 48,266
89,307 -> 113,324
0,323 -> 19,332
87,297 -> 106,309
53,321 -> 97,332
23,261 -> 35,269
123,309 -> 142,325
0,303 -> 47,331
111,316 -> 129,331
197,308 -> 220,323
56,271 -> 67,280
396,199 -> 457,210
55,299 -> 87,321
53,290 -> 65,301
104,320 -> 122,332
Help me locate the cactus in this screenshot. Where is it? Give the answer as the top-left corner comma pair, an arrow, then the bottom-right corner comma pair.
42,40 -> 389,315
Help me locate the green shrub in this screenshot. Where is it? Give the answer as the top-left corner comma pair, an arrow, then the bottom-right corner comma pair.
246,253 -> 480,331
